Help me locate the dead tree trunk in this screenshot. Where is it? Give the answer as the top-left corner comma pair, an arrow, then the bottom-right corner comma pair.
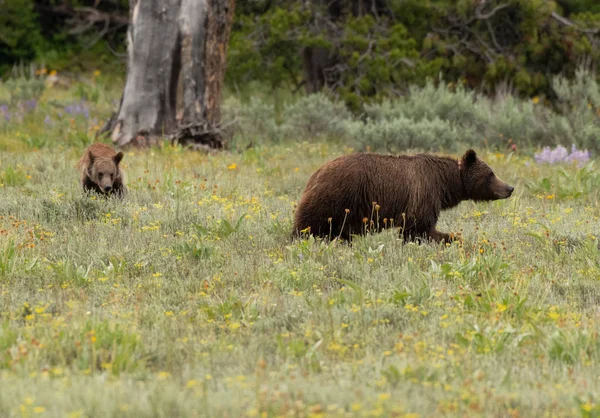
103,0 -> 235,150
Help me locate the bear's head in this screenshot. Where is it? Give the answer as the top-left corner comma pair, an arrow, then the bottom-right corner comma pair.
88,151 -> 123,194
460,149 -> 514,201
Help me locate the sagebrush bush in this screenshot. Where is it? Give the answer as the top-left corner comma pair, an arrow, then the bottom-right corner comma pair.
344,116 -> 462,152
1,75 -> 45,105
287,71 -> 599,153
223,93 -> 353,145
221,70 -> 598,153
281,93 -> 351,139
478,96 -> 545,146
222,96 -> 282,144
551,69 -> 600,150
553,68 -> 600,109
364,82 -> 480,126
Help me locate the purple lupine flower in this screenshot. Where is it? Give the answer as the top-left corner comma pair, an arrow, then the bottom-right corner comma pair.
0,105 -> 9,122
534,145 -> 567,165
23,99 -> 37,111
44,115 -> 52,125
64,101 -> 90,119
534,144 -> 591,168
567,144 -> 590,168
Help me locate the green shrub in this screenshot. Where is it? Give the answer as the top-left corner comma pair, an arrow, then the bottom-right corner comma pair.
0,0 -> 43,74
229,0 -> 600,108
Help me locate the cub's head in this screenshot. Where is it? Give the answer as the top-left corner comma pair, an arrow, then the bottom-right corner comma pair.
88,151 -> 123,194
459,149 -> 514,201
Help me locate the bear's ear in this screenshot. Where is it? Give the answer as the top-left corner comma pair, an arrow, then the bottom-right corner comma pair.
462,149 -> 477,166
88,151 -> 96,165
114,151 -> 124,166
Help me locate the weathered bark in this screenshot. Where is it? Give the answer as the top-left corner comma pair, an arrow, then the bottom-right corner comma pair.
103,0 -> 235,149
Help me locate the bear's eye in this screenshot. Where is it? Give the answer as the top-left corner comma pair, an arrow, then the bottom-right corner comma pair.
98,172 -> 103,179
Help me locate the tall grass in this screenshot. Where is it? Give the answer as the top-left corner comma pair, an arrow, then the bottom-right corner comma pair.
0,71 -> 599,416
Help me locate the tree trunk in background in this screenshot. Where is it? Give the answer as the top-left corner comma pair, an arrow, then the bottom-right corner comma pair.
103,0 -> 235,149
303,47 -> 337,94
302,0 -> 385,94
302,0 -> 340,94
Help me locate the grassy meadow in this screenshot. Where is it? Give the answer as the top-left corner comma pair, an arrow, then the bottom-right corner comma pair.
1,74 -> 600,418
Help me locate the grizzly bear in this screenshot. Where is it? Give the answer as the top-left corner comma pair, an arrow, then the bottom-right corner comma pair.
293,149 -> 514,243
77,143 -> 126,196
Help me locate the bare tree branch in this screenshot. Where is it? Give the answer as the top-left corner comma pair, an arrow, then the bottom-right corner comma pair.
551,11 -> 599,34
39,4 -> 129,26
486,19 -> 503,52
84,17 -> 111,49
463,2 -> 510,26
74,6 -> 130,25
475,3 -> 510,20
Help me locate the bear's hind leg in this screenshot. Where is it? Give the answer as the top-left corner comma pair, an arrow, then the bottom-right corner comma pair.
427,228 -> 454,244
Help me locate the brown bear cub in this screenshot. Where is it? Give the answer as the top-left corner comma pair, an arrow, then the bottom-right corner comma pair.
77,143 -> 126,197
293,149 -> 514,243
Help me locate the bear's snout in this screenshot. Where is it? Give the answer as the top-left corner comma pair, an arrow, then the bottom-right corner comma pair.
496,182 -> 514,199
488,175 -> 515,200
104,186 -> 112,193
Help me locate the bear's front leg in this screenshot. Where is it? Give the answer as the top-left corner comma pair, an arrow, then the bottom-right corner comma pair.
112,179 -> 126,198
82,176 -> 102,194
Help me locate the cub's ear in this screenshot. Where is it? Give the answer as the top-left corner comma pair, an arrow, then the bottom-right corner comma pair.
462,149 -> 477,166
88,151 -> 96,164
114,151 -> 124,165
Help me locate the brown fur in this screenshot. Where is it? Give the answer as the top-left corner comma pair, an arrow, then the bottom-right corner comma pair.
293,149 -> 514,243
77,143 -> 126,197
